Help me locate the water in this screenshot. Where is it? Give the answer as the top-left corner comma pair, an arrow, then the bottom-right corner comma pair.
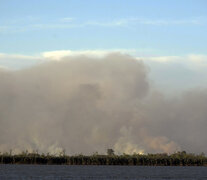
0,165 -> 207,180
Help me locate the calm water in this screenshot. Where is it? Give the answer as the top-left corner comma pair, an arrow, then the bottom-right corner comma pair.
0,165 -> 207,180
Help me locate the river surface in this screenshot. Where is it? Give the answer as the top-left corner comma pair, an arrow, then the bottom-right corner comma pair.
0,165 -> 207,180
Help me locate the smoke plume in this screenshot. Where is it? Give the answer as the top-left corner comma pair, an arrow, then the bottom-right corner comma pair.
0,53 -> 206,155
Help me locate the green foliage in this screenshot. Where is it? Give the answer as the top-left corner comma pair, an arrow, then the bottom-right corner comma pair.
0,150 -> 206,166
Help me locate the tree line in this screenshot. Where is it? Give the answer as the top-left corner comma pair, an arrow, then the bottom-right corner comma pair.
0,150 -> 206,166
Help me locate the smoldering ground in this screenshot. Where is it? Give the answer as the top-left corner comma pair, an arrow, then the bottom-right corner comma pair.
0,53 -> 206,155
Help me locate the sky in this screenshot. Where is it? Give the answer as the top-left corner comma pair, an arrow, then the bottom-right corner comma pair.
0,0 -> 207,91
1,0 -> 207,154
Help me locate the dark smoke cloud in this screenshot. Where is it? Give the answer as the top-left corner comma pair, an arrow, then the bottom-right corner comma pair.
0,53 -> 206,155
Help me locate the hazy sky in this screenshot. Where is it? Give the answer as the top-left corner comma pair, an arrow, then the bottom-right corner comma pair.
0,1 -> 207,154
0,0 -> 207,92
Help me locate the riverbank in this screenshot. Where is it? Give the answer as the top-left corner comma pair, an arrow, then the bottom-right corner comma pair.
0,151 -> 206,166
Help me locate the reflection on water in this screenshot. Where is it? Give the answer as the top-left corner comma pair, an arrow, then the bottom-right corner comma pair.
0,165 -> 207,180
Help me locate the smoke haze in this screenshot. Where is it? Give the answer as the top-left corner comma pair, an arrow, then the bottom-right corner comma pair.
0,53 -> 206,155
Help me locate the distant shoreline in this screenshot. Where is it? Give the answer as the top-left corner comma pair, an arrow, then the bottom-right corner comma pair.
0,151 -> 206,166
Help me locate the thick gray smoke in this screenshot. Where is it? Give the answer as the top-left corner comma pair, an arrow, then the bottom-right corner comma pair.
0,53 -> 206,155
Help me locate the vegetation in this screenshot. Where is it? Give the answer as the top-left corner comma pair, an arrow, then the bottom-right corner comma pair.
0,150 -> 206,166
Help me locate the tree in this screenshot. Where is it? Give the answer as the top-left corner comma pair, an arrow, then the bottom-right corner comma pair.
107,149 -> 115,156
